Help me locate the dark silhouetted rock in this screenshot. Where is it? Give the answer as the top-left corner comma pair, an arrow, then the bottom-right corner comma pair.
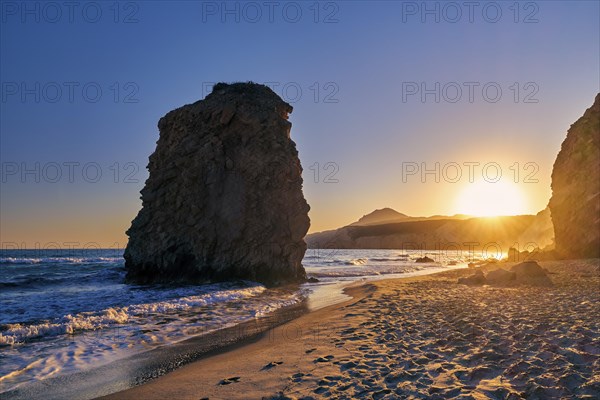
485,268 -> 516,285
458,270 -> 486,285
510,261 -> 553,286
549,93 -> 600,259
124,82 -> 310,286
415,256 -> 435,263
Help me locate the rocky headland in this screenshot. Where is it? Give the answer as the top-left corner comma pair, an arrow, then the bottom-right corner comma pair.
549,93 -> 600,259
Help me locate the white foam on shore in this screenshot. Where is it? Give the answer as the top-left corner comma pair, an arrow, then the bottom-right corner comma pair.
0,286 -> 267,345
0,248 -> 481,394
0,257 -> 121,265
0,284 -> 306,393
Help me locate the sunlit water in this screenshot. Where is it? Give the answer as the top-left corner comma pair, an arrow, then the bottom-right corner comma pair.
0,248 -> 482,393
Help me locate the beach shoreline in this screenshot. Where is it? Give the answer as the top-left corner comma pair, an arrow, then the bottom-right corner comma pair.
97,258 -> 599,400
96,281 -> 376,400
1,295 -> 311,400
0,250 -> 465,398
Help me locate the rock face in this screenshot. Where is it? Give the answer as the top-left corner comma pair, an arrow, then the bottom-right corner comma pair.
124,82 -> 310,286
549,93 -> 600,259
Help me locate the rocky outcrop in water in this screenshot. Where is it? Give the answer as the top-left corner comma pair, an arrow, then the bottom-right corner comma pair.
549,93 -> 600,259
124,82 -> 310,285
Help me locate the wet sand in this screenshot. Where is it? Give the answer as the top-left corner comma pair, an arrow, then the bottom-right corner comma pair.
101,259 -> 600,399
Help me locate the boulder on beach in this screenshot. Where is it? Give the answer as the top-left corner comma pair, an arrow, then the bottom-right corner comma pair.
458,270 -> 486,285
459,262 -> 553,287
485,268 -> 516,285
479,261 -> 500,272
510,261 -> 553,286
415,256 -> 435,263
124,82 -> 311,286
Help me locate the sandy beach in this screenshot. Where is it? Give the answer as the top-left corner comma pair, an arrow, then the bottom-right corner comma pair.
100,259 -> 600,399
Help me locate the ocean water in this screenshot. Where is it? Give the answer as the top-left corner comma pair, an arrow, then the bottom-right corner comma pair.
0,248 -> 475,394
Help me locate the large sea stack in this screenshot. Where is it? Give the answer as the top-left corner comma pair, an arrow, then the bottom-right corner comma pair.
124,82 -> 310,285
548,93 -> 600,259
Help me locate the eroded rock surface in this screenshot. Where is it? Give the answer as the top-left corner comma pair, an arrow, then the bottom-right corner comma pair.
549,93 -> 600,259
124,82 -> 310,285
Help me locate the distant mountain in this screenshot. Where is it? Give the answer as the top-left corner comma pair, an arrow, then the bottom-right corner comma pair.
306,208 -> 553,252
350,208 -> 471,226
350,208 -> 409,226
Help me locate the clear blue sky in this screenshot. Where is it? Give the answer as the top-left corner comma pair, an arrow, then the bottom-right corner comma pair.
1,0 -> 599,246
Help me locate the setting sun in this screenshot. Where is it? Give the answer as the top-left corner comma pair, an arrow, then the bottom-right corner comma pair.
455,180 -> 528,217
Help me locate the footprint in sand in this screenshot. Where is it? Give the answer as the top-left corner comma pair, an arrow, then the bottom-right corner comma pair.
261,361 -> 283,370
290,372 -> 311,383
340,361 -> 358,371
218,376 -> 241,385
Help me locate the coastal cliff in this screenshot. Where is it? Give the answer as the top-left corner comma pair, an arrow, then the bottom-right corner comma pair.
549,93 -> 600,259
124,82 -> 310,285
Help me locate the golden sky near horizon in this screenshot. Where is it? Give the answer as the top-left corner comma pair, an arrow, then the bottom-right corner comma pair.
1,159 -> 552,248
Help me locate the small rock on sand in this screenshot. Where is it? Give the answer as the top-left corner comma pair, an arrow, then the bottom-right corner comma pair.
486,268 -> 516,284
458,270 -> 486,285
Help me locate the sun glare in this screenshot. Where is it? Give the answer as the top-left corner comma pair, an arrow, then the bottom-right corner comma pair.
455,180 -> 528,217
